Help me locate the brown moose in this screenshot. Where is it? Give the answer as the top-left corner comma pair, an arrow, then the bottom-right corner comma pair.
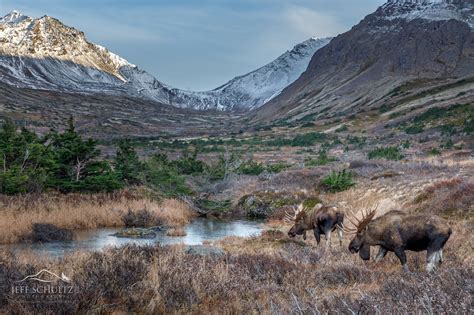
287,203 -> 344,247
344,205 -> 452,272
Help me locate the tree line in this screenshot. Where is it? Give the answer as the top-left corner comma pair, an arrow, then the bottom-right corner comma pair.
0,118 -> 187,195
0,118 -> 288,196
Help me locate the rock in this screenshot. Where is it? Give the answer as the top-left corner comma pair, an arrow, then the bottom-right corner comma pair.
238,191 -> 299,219
112,228 -> 157,239
258,170 -> 273,181
185,245 -> 225,257
238,191 -> 322,219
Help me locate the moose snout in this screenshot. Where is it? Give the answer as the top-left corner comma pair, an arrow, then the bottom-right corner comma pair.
288,231 -> 296,238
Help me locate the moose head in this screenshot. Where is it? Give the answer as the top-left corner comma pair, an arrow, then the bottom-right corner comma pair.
342,203 -> 379,260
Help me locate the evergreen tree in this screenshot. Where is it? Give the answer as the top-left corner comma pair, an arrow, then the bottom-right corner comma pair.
48,117 -> 121,192
114,139 -> 142,185
0,120 -> 54,194
142,153 -> 192,197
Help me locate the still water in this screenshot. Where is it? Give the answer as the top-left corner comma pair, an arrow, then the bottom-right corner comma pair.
1,218 -> 263,257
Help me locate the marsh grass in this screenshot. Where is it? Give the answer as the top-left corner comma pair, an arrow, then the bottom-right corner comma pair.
0,190 -> 194,243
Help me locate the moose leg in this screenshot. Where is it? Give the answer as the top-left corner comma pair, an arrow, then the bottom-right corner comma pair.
313,228 -> 321,245
337,227 -> 343,246
427,236 -> 447,271
426,251 -> 439,272
426,250 -> 442,272
325,230 -> 332,247
303,230 -> 307,241
374,247 -> 387,262
394,248 -> 408,271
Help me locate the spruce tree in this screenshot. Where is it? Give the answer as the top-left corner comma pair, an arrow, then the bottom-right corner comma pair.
114,139 -> 142,185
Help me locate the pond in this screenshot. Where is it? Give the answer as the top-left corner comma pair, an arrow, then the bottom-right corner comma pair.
1,218 -> 263,257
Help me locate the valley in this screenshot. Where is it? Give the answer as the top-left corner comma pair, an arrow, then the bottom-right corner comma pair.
0,0 -> 473,313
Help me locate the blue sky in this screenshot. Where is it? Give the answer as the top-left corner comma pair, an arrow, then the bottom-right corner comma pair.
1,0 -> 385,91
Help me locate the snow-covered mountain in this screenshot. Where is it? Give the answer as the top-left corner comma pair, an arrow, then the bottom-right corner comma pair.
0,11 -> 173,104
0,10 -> 331,111
168,37 -> 331,111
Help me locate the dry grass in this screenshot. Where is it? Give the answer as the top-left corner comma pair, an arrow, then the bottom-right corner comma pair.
0,190 -> 195,244
0,221 -> 471,314
413,178 -> 474,220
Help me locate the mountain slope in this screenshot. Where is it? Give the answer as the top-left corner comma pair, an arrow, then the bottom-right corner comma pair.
168,37 -> 331,111
0,11 -> 172,104
250,0 -> 474,123
0,11 -> 330,111
0,82 -> 241,139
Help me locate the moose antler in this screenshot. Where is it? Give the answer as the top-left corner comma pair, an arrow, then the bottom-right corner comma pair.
284,204 -> 303,223
340,202 -> 379,234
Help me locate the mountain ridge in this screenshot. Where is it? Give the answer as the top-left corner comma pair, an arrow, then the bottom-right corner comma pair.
249,0 -> 474,123
0,10 -> 330,111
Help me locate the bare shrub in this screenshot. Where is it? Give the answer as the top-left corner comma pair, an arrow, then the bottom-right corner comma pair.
122,208 -> 158,227
27,223 -> 73,243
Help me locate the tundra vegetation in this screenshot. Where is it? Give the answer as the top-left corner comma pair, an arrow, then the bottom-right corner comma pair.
0,102 -> 472,313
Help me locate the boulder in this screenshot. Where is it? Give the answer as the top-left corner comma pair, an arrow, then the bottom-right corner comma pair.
112,228 -> 157,239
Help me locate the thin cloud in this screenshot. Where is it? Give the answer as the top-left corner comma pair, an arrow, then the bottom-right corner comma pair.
285,6 -> 347,38
0,0 -> 386,90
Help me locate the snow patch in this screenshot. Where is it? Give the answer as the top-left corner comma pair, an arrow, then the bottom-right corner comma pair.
382,0 -> 474,28
0,10 -> 28,24
0,11 -> 332,111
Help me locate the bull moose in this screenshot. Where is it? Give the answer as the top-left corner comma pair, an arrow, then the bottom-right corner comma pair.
286,203 -> 344,247
344,205 -> 452,272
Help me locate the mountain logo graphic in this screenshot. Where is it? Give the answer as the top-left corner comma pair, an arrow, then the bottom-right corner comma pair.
16,269 -> 71,284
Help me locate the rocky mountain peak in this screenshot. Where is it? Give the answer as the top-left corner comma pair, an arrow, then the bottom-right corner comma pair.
0,10 -> 331,111
387,0 -> 455,4
1,10 -> 29,24
378,0 -> 474,28
0,10 -> 134,82
250,0 -> 473,123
